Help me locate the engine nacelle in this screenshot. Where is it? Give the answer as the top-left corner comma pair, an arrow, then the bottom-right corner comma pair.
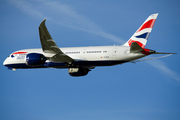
68,68 -> 90,77
26,53 -> 47,66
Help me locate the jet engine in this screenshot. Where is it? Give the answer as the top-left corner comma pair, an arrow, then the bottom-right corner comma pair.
26,53 -> 47,66
68,68 -> 90,77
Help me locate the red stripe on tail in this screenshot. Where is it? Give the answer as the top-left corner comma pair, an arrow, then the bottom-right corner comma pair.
128,39 -> 145,48
136,19 -> 156,33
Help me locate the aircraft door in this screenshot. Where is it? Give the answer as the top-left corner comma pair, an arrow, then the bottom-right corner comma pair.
112,48 -> 117,56
81,49 -> 86,60
82,49 -> 86,54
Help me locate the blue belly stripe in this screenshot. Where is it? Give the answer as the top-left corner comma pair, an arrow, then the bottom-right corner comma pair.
4,60 -> 128,69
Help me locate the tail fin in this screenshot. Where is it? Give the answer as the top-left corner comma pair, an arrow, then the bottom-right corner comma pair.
123,13 -> 158,48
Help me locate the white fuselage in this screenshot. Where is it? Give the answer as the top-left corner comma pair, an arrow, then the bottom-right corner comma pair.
4,14 -> 170,76
3,45 -> 146,69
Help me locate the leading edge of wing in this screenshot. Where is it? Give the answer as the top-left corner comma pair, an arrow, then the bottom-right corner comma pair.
39,19 -> 75,63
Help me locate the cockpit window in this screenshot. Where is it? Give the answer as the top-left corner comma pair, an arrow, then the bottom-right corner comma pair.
11,55 -> 15,58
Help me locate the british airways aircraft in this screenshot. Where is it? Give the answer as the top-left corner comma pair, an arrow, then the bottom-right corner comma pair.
3,13 -> 175,76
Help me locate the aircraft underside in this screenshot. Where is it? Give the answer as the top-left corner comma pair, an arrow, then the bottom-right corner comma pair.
5,60 -> 128,69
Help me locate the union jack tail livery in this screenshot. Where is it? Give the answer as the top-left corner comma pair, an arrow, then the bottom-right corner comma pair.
124,13 -> 158,48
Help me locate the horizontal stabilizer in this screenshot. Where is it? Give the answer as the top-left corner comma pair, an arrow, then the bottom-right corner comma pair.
131,54 -> 173,62
152,52 -> 177,54
130,42 -> 144,53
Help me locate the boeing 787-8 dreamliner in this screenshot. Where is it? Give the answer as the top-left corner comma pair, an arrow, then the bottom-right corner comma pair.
3,13 -> 175,76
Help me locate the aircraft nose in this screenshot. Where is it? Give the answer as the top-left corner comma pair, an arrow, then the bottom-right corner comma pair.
3,58 -> 8,66
3,57 -> 16,71
3,57 -> 12,67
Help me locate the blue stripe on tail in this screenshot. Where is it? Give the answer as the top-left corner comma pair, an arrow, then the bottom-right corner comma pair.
135,32 -> 149,39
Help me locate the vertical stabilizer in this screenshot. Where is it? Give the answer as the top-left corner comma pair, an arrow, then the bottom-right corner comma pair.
123,13 -> 158,48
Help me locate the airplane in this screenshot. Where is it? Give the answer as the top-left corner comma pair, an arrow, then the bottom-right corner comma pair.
3,13 -> 175,77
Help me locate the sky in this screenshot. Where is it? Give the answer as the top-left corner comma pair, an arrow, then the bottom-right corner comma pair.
0,0 -> 180,120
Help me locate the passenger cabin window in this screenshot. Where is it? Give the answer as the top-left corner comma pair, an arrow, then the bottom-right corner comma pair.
103,51 -> 107,53
86,51 -> 101,53
65,52 -> 80,54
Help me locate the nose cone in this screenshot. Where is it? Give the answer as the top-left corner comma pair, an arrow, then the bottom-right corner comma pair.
3,57 -> 16,71
3,57 -> 12,67
3,57 -> 9,67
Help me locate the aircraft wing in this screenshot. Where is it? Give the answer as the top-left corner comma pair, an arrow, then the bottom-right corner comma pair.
39,19 -> 75,63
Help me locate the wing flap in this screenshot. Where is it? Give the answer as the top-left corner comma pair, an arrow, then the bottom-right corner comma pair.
50,54 -> 74,63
